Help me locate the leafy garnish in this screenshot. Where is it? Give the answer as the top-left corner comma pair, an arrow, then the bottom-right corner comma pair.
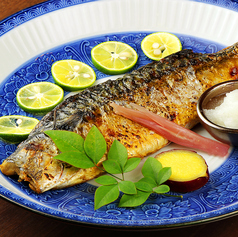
84,126 -> 107,164
45,126 -> 174,210
45,130 -> 84,152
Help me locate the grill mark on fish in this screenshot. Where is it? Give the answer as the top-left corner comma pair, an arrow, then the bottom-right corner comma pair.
1,43 -> 238,193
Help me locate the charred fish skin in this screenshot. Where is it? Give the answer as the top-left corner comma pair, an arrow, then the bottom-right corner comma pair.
30,44 -> 238,135
1,43 -> 238,193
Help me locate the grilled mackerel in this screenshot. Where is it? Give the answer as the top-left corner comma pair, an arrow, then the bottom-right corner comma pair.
1,43 -> 238,193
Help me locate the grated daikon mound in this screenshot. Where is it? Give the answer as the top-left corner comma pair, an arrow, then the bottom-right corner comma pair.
204,89 -> 238,129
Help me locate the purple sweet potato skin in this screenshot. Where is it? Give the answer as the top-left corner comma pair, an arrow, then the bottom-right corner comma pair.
166,170 -> 209,193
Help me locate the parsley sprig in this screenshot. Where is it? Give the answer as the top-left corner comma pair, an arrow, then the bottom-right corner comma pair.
45,126 -> 172,210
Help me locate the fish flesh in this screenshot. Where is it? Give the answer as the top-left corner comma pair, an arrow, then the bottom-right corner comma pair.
1,42 -> 238,193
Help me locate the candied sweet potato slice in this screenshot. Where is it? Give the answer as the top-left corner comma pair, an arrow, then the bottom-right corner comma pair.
155,149 -> 209,193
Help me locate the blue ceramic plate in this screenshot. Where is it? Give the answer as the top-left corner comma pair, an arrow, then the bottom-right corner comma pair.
1,0 -> 238,229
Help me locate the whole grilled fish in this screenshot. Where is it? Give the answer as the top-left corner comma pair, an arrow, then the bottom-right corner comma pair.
1,43 -> 238,193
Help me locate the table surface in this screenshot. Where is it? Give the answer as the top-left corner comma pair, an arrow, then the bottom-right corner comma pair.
1,0 -> 238,236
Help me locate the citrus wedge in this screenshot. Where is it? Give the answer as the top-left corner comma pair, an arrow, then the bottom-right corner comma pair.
51,60 -> 96,91
16,82 -> 64,114
91,41 -> 138,75
0,115 -> 39,143
141,32 -> 182,61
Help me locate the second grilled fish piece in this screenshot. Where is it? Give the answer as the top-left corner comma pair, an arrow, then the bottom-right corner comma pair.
1,43 -> 238,193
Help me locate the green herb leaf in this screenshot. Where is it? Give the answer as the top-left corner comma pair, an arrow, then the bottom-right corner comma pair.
102,160 -> 122,174
119,181 -> 137,195
153,184 -> 170,194
94,184 -> 119,210
119,190 -> 151,207
108,140 -> 128,170
53,151 -> 94,169
135,180 -> 153,192
138,177 -> 157,188
95,175 -> 118,185
157,167 -> 172,185
123,158 -> 141,173
45,130 -> 84,152
84,126 -> 107,164
142,157 -> 162,182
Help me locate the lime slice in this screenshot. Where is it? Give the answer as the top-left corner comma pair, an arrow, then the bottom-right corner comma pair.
16,82 -> 64,114
141,32 -> 182,61
0,115 -> 39,143
51,60 -> 96,91
91,41 -> 138,75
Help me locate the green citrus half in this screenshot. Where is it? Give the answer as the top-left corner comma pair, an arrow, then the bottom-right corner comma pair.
91,41 -> 138,75
0,115 -> 39,143
51,60 -> 96,91
16,82 -> 64,114
141,32 -> 182,61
